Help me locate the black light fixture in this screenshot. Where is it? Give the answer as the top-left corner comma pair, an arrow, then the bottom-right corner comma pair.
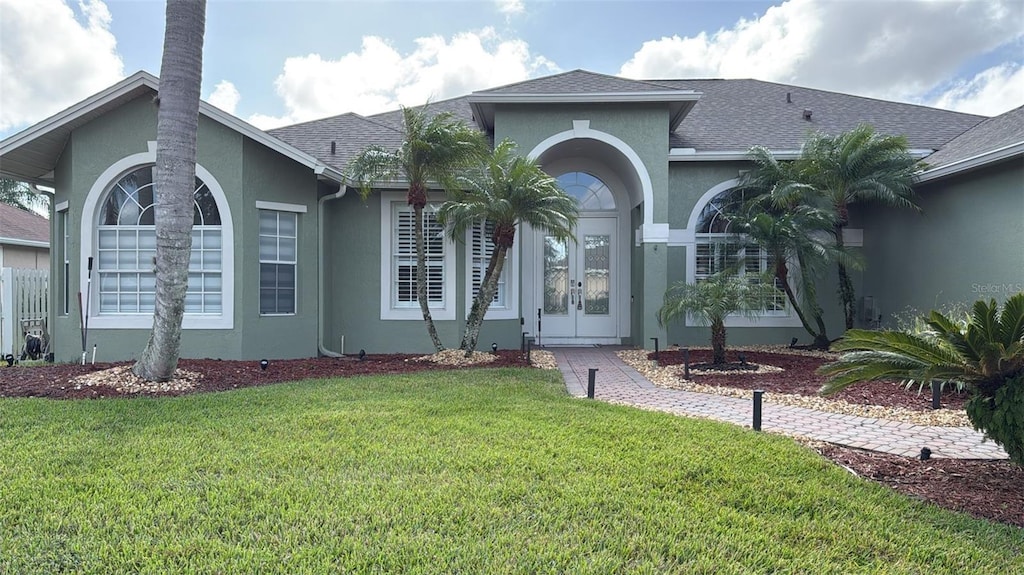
491,342 -> 498,354
738,352 -> 747,366
358,349 -> 366,361
920,447 -> 932,461
4,353 -> 13,367
260,359 -> 269,371
789,337 -> 799,348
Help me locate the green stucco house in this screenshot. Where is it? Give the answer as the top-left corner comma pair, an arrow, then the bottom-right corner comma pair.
1,70 -> 1021,362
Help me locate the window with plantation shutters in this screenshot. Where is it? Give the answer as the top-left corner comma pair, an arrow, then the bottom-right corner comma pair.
695,187 -> 787,315
379,194 -> 456,321
393,204 -> 445,307
469,220 -> 506,308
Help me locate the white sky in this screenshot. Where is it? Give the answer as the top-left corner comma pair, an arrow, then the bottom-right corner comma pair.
0,0 -> 1021,137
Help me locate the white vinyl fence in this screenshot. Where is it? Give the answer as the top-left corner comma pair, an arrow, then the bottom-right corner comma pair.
0,267 -> 49,357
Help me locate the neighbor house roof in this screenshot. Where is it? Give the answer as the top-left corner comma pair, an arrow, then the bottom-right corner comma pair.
0,71 -> 344,186
917,105 -> 1024,182
272,72 -> 985,172
0,203 -> 49,248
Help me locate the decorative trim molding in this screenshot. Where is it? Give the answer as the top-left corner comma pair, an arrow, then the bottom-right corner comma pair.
528,121 -> 657,234
255,200 -> 308,213
79,149 -> 235,330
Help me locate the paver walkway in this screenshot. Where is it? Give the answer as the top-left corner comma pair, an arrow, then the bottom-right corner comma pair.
551,346 -> 1008,460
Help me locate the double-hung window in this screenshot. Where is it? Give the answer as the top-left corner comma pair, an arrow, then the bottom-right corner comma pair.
259,210 -> 297,315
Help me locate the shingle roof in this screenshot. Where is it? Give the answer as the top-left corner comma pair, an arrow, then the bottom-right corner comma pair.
922,105 -> 1024,168
476,69 -> 677,94
271,71 -> 988,172
0,202 -> 49,245
268,112 -> 404,172
658,79 -> 985,151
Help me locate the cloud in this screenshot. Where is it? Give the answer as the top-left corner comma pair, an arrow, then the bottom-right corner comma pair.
495,0 -> 525,17
0,0 -> 124,132
208,80 -> 240,114
250,28 -> 557,128
930,63 -> 1024,117
619,0 -> 1023,110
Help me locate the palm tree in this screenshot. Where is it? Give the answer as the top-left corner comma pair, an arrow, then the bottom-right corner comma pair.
819,293 -> 1024,465
799,125 -> 920,329
436,140 -> 578,356
347,105 -> 488,352
133,0 -> 206,382
1,178 -> 48,213
735,148 -> 860,349
657,270 -> 783,365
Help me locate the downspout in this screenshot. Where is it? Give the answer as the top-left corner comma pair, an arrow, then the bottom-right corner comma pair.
318,184 -> 347,357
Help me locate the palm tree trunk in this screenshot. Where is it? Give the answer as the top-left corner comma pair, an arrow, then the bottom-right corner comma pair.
710,320 -> 727,365
461,244 -> 507,355
413,202 -> 444,352
834,223 -> 856,330
133,0 -> 206,382
797,254 -> 832,349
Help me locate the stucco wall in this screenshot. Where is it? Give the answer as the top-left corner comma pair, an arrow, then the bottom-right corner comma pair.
322,192 -> 523,355
860,161 -> 1024,324
49,95 -> 321,362
239,138 -> 320,359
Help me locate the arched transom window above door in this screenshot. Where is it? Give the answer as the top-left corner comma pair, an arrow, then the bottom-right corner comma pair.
556,172 -> 616,211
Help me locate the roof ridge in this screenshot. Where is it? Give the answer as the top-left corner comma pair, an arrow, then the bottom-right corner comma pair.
475,68 -> 682,94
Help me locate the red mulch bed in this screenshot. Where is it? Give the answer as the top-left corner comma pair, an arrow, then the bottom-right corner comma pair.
1,350 -> 1019,528
652,348 -> 970,412
0,352 -> 531,400
818,444 -> 1024,528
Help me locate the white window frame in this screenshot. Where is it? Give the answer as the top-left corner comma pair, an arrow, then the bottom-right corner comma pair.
464,220 -> 519,320
80,144 -> 234,329
258,209 -> 298,316
379,192 -> 456,321
56,202 -> 70,316
672,177 -> 802,328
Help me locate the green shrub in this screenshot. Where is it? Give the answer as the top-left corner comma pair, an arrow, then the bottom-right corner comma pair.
966,374 -> 1024,465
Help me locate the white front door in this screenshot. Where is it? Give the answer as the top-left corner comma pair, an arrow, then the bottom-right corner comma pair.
537,217 -> 617,341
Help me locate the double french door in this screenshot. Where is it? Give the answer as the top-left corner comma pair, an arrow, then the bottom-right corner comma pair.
538,217 -> 617,339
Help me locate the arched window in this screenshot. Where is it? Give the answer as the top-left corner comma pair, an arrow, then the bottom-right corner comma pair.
96,165 -> 223,315
556,172 -> 615,210
695,188 -> 786,314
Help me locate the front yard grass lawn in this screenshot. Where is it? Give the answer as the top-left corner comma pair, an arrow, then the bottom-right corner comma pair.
2,368 -> 1021,574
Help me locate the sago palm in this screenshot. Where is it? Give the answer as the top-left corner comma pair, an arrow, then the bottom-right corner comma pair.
657,270 -> 783,365
437,140 -> 578,355
819,293 -> 1024,464
347,104 -> 488,352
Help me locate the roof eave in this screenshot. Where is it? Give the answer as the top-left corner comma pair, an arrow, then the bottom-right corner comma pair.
1,71 -> 345,185
467,90 -> 702,134
0,237 -> 50,249
917,142 -> 1024,183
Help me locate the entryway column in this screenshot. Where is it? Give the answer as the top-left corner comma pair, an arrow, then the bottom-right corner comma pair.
640,223 -> 669,350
